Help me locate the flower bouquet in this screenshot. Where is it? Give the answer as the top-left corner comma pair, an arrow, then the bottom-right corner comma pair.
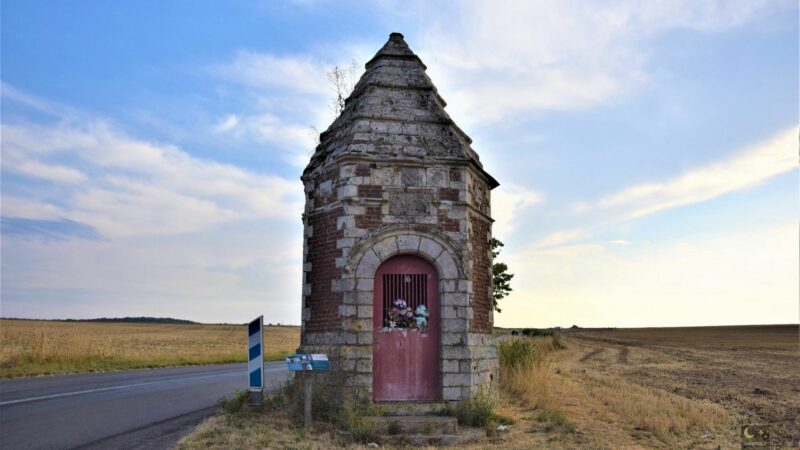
386,299 -> 430,332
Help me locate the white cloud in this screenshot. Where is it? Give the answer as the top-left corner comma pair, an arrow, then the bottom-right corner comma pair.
524,126 -> 797,249
404,0 -> 791,124
534,229 -> 587,248
491,184 -> 544,237
3,155 -> 87,184
215,50 -> 330,95
597,127 -> 798,220
1,117 -> 303,238
213,114 -> 240,133
1,88 -> 306,324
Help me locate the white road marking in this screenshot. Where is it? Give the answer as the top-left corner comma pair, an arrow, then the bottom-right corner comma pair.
0,366 -> 287,407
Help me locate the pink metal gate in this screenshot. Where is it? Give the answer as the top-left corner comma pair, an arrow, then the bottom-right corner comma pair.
373,255 -> 440,402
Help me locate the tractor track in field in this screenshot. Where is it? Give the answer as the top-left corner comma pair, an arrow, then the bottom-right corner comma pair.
579,348 -> 605,362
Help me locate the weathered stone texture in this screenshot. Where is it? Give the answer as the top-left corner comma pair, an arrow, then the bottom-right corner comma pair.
299,32 -> 499,408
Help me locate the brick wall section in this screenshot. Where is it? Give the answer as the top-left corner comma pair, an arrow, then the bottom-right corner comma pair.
305,207 -> 344,332
358,185 -> 383,199
437,208 -> 460,232
355,205 -> 383,229
469,214 -> 493,333
438,187 -> 459,201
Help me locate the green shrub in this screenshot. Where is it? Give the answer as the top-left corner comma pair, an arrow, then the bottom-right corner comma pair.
521,328 -> 552,337
537,409 -> 576,433
266,375 -> 379,443
219,390 -> 250,416
433,389 -> 512,432
499,338 -> 539,371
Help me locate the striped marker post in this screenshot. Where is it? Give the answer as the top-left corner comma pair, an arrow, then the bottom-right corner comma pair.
247,316 -> 264,405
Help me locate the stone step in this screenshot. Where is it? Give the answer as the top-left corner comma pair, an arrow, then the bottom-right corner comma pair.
374,402 -> 448,416
382,427 -> 487,446
365,415 -> 458,435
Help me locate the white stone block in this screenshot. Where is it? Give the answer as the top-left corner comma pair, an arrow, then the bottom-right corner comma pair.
418,237 -> 444,260
443,373 -> 470,387
442,359 -> 460,373
372,237 -> 398,261
441,332 -> 462,346
319,180 -> 333,196
339,305 -> 357,317
357,278 -> 374,290
356,249 -> 381,278
436,252 -> 459,279
443,319 -> 468,333
337,184 -> 357,199
442,292 -> 468,306
443,387 -> 461,401
395,234 -> 420,251
355,290 -> 374,305
357,305 -> 373,319
442,346 -> 471,360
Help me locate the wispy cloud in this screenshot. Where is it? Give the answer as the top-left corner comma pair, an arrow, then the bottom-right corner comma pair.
492,184 -> 544,238
1,87 -> 306,323
403,0 -> 792,124
596,127 -> 797,220
212,112 -> 318,167
215,50 -> 330,95
1,88 -> 303,238
1,218 -> 106,242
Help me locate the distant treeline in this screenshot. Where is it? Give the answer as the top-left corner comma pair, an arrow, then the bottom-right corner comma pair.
65,316 -> 198,324
520,328 -> 554,337
0,316 -> 196,324
1,317 -> 300,326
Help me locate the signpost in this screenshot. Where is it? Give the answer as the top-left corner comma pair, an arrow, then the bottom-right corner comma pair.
285,353 -> 330,428
247,316 -> 264,406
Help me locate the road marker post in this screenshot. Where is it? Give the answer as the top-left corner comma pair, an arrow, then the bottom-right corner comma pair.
285,353 -> 330,428
247,316 -> 264,407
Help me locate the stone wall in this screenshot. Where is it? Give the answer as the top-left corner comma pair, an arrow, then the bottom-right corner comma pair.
300,155 -> 497,405
298,32 -> 498,409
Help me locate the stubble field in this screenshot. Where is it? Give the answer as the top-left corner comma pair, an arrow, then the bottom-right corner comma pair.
0,319 -> 300,378
555,325 -> 799,448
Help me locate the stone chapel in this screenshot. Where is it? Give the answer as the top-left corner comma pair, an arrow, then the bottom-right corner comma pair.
299,32 -> 498,408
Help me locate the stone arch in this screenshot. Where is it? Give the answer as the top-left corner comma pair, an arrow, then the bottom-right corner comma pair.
347,224 -> 464,281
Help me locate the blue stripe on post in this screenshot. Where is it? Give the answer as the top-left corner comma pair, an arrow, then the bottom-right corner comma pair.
249,367 -> 262,388
249,343 -> 261,361
248,320 -> 259,336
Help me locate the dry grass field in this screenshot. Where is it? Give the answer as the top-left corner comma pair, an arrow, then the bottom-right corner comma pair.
0,319 -> 300,378
558,325 -> 800,448
179,324 -> 798,449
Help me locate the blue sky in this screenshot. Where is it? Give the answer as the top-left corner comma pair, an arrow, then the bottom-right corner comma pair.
1,1 -> 797,326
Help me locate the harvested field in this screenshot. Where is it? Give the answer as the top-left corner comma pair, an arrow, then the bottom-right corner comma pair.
0,319 -> 300,378
562,325 -> 800,448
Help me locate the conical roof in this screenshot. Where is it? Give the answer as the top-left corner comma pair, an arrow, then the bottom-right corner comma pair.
304,33 -> 497,188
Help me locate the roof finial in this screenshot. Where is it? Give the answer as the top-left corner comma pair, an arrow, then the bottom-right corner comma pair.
389,32 -> 404,40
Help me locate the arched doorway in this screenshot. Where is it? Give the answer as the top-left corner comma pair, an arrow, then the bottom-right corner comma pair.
372,254 -> 441,402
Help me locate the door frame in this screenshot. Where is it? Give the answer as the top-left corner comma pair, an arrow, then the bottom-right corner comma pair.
372,254 -> 441,402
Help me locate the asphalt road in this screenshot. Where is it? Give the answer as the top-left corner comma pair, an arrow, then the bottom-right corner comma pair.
0,362 -> 290,450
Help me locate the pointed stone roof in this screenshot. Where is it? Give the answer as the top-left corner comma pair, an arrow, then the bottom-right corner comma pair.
304,33 -> 498,188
